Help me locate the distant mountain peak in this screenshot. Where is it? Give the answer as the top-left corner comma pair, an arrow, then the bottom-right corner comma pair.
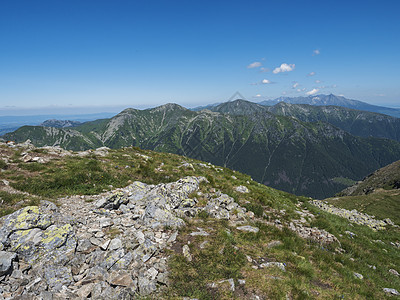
258,94 -> 400,118
210,99 -> 267,115
152,103 -> 188,112
40,119 -> 82,128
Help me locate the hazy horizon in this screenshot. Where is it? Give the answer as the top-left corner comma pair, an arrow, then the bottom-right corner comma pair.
1,94 -> 400,117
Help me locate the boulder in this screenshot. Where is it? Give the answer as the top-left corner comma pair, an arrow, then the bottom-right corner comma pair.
0,251 -> 17,276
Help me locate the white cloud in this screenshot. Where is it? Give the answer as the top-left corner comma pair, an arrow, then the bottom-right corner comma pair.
292,82 -> 299,88
251,79 -> 275,85
313,49 -> 320,56
315,80 -> 321,83
247,61 -> 262,69
307,71 -> 316,76
273,63 -> 295,74
306,88 -> 319,95
255,94 -> 262,97
260,67 -> 269,72
262,79 -> 272,84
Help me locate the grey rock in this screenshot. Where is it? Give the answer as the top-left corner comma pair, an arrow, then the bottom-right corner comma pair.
383,288 -> 400,295
100,249 -> 125,270
83,266 -> 109,284
145,204 -> 185,228
183,245 -> 192,262
133,239 -> 157,263
90,237 -> 103,246
10,268 -> 23,279
108,270 -> 136,288
100,239 -> 111,251
138,276 -> 157,296
383,218 -> 394,225
156,272 -> 169,285
0,206 -> 53,245
218,278 -> 235,291
310,200 -> 387,231
77,239 -> 95,253
259,262 -> 286,272
199,241 -> 209,249
25,277 -> 41,291
190,228 -> 209,236
167,231 -> 178,243
235,185 -> 249,193
146,267 -> 158,280
99,217 -> 113,228
44,266 -> 73,291
77,283 -> 94,298
111,252 -> 133,270
90,282 -> 106,299
237,225 -> 259,233
0,251 -> 17,276
119,204 -> 130,214
109,238 -> 123,251
267,240 -> 282,248
94,197 -> 108,209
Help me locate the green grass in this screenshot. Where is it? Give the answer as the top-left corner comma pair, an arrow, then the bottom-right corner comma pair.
332,176 -> 356,187
325,190 -> 400,224
18,162 -> 47,172
0,191 -> 40,217
0,159 -> 7,170
1,144 -> 399,298
166,220 -> 247,299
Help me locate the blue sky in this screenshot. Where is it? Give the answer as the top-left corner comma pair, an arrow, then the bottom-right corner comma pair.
1,0 -> 399,114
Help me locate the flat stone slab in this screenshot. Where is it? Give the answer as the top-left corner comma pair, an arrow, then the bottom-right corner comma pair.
236,225 -> 259,233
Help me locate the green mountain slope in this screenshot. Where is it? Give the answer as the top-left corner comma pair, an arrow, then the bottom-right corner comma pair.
208,99 -> 400,142
339,160 -> 400,196
4,103 -> 400,198
324,160 -> 400,225
259,94 -> 400,118
267,102 -> 400,142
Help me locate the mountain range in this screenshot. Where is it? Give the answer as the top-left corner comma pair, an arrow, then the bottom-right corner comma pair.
208,100 -> 400,142
0,112 -> 115,136
193,94 -> 400,118
259,94 -> 400,118
3,97 -> 400,199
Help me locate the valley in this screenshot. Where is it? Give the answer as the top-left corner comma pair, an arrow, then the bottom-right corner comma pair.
3,96 -> 400,199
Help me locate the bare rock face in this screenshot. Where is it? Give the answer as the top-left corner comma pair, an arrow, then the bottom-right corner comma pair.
0,251 -> 17,276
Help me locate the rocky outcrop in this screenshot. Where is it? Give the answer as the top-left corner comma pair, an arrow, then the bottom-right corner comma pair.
0,176 -> 208,299
0,175 -> 256,299
310,200 -> 395,230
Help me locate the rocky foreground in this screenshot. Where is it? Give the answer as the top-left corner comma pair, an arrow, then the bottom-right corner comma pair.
0,170 -> 345,299
0,174 -> 254,299
310,200 -> 396,231
0,142 -> 399,299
